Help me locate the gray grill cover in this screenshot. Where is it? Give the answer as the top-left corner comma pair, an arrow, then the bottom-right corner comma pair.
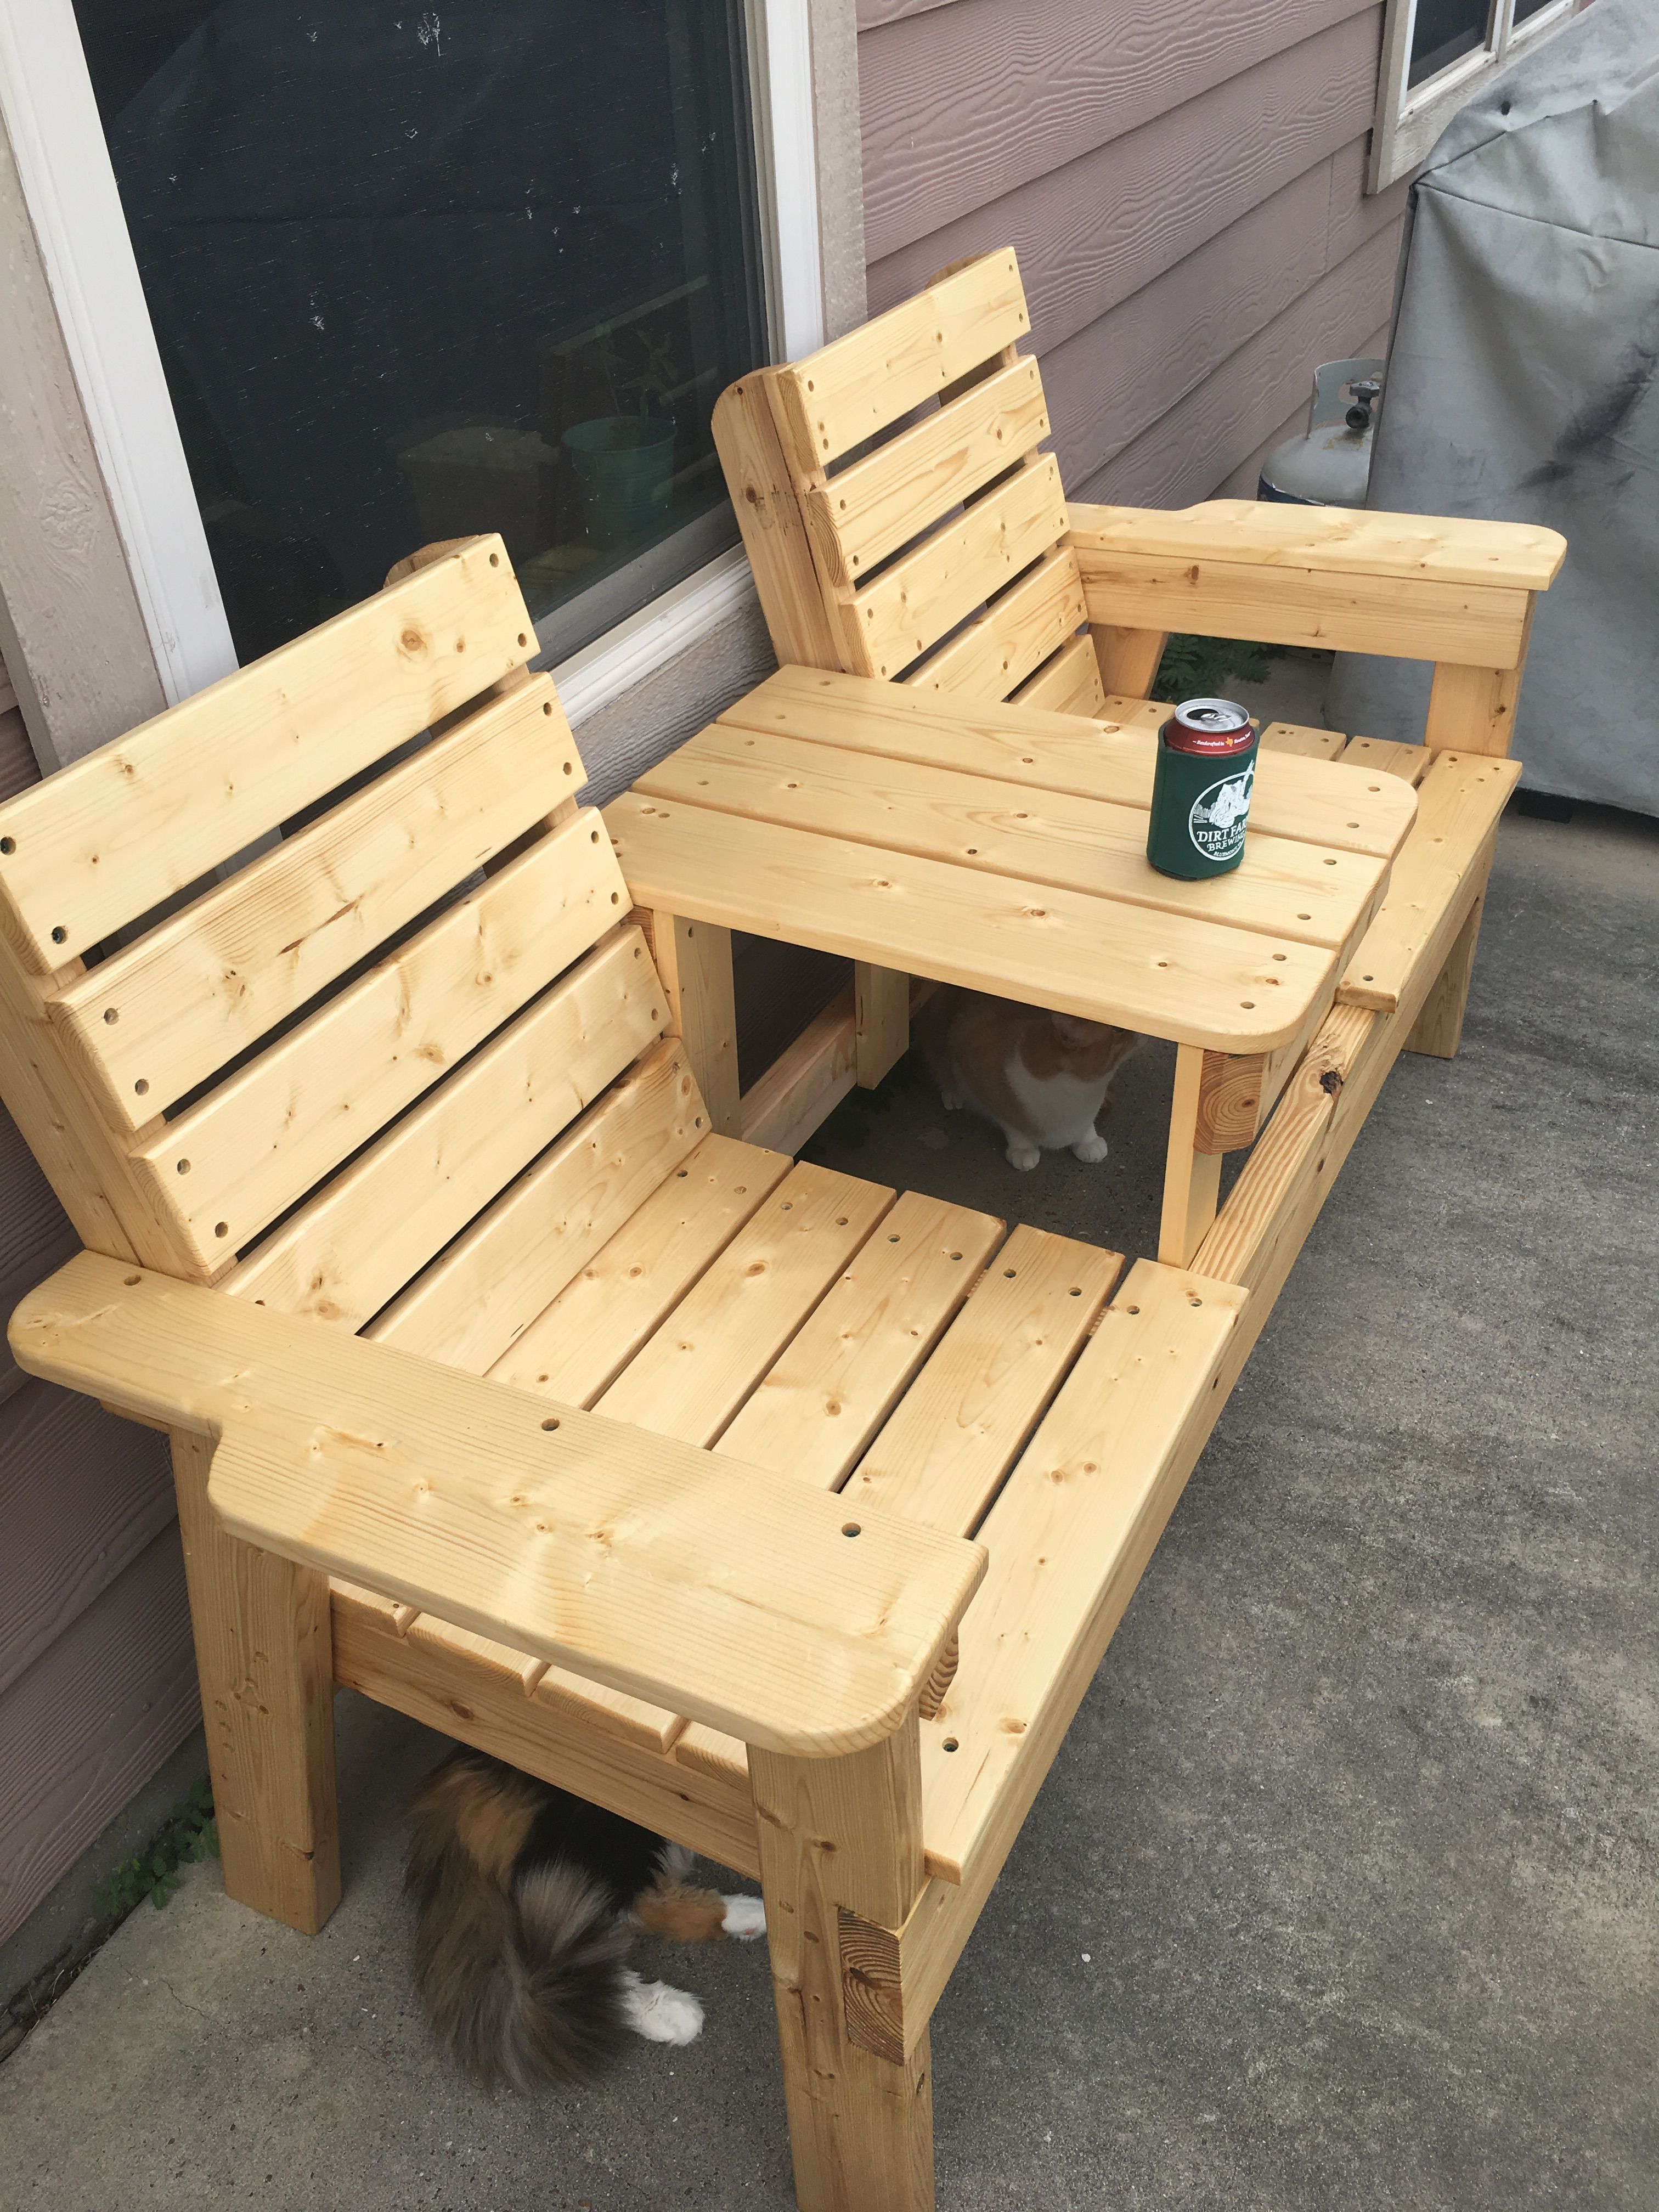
1327,0 -> 1659,812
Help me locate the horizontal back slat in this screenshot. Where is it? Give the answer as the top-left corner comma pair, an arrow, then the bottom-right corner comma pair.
1011,633 -> 1109,717
0,535 -> 534,970
227,925 -> 662,1330
772,249 -> 1028,467
371,1035 -> 707,1370
803,356 -> 1050,588
50,674 -> 580,1128
910,546 -> 1088,701
848,456 -> 1070,681
129,810 -> 627,1268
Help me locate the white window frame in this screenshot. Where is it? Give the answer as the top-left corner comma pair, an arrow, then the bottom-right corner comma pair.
1369,0 -> 1583,192
0,0 -> 825,718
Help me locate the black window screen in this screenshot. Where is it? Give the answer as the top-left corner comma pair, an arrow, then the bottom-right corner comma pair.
1408,0 -> 1496,87
72,2 -> 765,665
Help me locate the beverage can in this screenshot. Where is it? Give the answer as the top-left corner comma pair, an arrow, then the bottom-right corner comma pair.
1146,697 -> 1259,879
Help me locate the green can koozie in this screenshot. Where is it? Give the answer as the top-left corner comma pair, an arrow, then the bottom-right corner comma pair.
1146,697 -> 1259,880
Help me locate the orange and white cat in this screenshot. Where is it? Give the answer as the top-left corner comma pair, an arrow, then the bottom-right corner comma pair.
918,988 -> 1141,1171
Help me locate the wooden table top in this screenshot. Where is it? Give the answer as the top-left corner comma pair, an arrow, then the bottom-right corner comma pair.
605,666 -> 1419,1055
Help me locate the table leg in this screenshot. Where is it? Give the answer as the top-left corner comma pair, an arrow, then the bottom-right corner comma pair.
648,909 -> 741,1136
1159,1043 -> 1222,1267
854,963 -> 910,1089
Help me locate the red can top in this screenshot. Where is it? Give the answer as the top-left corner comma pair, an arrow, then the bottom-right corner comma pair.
1160,697 -> 1256,756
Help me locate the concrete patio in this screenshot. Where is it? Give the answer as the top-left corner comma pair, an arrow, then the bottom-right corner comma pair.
1,792 -> 1653,2212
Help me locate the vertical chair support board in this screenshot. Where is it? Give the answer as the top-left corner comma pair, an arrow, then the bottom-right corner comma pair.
650,911 -> 741,1137
751,1719 -> 934,2212
855,962 -> 909,1088
172,1429 -> 340,1933
1159,1044 -> 1222,1266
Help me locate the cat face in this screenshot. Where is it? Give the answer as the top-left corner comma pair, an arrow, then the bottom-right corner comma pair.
1028,1011 -> 1142,1082
1051,1013 -> 1112,1049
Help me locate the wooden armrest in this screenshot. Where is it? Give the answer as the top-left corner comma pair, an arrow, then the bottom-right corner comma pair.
9,1252 -> 984,1758
1064,500 -> 1566,591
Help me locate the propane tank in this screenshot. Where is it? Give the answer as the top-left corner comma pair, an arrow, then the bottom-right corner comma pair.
1259,359 -> 1384,506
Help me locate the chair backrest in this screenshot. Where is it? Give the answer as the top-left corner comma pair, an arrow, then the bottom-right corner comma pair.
0,538 -> 707,1372
713,249 -> 1111,721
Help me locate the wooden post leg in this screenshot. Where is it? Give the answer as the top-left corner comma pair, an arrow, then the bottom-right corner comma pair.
651,910 -> 742,1136
854,963 -> 909,1090
750,1715 -> 934,2212
172,1431 -> 340,1933
1159,1043 -> 1222,1267
1090,623 -> 1168,702
1406,873 -> 1489,1060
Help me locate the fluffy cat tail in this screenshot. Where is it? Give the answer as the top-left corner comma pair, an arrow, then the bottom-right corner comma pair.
408,1823 -> 634,2089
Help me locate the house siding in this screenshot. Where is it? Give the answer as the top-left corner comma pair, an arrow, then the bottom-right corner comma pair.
859,0 -> 1409,507
0,651 -> 196,1948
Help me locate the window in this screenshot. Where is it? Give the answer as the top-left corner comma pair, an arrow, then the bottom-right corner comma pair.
66,1 -> 769,668
1370,0 -> 1582,190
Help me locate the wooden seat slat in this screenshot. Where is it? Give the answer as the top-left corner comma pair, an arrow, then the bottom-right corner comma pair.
1258,720 -> 1346,760
596,1161 -> 896,1448
399,1610 -> 682,1758
718,1191 -> 1005,1490
1339,734 -> 1434,783
638,725 -> 1389,952
130,811 -> 628,1267
772,248 -> 1028,469
369,1036 -> 704,1371
490,1130 -> 793,1406
718,665 -> 1420,859
849,458 -> 1070,681
51,673 -> 580,1127
227,926 -> 662,1330
844,1225 -> 1123,1538
919,1260 -> 1245,1887
1338,751 -> 1521,1013
605,792 -> 1340,1054
0,537 -> 534,970
908,545 -> 1087,701
806,357 -> 1051,587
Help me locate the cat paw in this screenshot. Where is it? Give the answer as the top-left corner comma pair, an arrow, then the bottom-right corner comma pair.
1005,1140 -> 1042,1171
721,1895 -> 766,1941
1071,1131 -> 1109,1163
620,1972 -> 705,2045
939,1090 -> 963,1112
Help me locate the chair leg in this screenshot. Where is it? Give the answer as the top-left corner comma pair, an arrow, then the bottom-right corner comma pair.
1406,884 -> 1487,1060
750,1718 -> 934,2212
171,1430 -> 341,1933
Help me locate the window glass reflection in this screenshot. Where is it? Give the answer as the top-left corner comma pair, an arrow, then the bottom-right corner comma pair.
73,1 -> 764,663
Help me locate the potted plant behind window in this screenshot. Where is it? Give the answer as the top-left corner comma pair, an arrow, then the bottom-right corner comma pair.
562,330 -> 678,549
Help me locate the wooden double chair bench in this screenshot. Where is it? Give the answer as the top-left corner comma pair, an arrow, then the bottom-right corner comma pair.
1,252 -> 1561,2209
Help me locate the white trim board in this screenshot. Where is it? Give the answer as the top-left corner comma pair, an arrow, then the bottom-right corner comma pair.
1369,0 -> 1580,192
0,0 -> 237,706
0,0 -> 825,719
551,548 -> 757,726
749,0 -> 826,360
